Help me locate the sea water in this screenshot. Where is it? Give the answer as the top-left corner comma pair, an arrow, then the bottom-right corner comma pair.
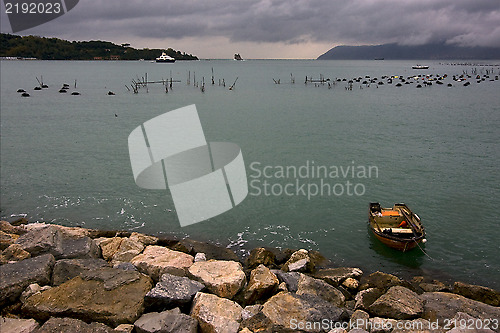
1,59 -> 499,289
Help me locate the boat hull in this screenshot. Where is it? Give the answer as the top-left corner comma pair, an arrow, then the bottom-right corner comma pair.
370,226 -> 423,252
156,59 -> 175,63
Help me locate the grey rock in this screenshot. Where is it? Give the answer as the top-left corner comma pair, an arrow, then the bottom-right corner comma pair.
14,226 -> 63,257
144,273 -> 205,311
134,308 -> 197,333
271,270 -> 302,292
369,286 -> 423,320
0,316 -> 39,333
420,292 -> 500,332
296,274 -> 345,308
113,262 -> 138,271
35,317 -> 115,333
52,258 -> 109,286
58,236 -> 101,259
80,267 -> 141,290
0,253 -> 55,306
14,225 -> 99,260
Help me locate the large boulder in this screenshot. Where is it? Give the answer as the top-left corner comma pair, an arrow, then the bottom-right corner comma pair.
35,317 -> 115,333
420,291 -> 500,331
354,288 -> 385,311
314,267 -> 363,287
22,267 -> 153,326
245,247 -> 276,269
51,258 -> 109,286
57,236 -> 101,259
453,281 -> 500,306
359,271 -> 403,291
296,274 -> 345,308
134,308 -> 197,333
0,316 -> 39,333
14,225 -> 99,259
0,253 -> 55,306
14,226 -> 63,257
242,264 -> 279,305
260,291 -> 349,332
144,273 -> 205,311
190,292 -> 243,333
172,238 -> 239,261
131,245 -> 194,281
369,286 -> 423,320
188,260 -> 246,299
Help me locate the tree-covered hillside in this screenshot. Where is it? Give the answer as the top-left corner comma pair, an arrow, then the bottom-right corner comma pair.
0,33 -> 198,60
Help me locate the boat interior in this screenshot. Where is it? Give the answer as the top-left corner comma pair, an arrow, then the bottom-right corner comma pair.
369,203 -> 422,237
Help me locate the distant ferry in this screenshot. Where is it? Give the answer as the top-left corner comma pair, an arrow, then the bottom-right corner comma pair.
156,52 -> 175,63
412,65 -> 429,69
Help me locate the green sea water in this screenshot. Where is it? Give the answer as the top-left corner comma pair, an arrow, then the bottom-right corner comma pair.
1,59 -> 499,289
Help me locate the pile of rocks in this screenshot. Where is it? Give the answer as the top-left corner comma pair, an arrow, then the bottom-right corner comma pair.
1,220 -> 499,333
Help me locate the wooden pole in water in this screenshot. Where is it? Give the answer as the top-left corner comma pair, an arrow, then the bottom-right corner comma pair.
229,77 -> 238,90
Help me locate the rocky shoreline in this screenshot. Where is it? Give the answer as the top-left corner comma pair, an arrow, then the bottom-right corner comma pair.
1,219 -> 499,333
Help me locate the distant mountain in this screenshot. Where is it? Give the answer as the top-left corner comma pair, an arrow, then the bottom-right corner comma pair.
0,33 -> 198,60
317,43 -> 500,60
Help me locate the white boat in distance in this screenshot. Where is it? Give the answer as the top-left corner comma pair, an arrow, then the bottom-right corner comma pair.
412,65 -> 429,69
156,52 -> 175,63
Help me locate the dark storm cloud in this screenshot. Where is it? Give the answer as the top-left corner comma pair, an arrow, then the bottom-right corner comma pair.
3,0 -> 499,47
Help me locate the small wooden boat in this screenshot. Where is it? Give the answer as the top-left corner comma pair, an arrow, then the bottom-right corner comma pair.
369,202 -> 426,252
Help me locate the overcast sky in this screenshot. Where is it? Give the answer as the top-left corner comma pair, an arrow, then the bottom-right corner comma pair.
2,0 -> 500,59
